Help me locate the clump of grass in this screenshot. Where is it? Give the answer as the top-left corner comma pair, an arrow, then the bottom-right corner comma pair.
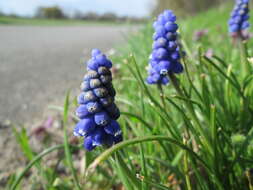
7,3 -> 253,190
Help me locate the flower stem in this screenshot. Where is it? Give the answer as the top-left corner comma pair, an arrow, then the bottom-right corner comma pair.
246,169 -> 253,190
168,73 -> 213,156
239,33 -> 251,77
63,92 -> 82,190
183,135 -> 192,190
115,151 -> 142,189
157,84 -> 166,109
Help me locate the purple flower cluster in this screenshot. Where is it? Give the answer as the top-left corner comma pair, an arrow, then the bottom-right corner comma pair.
74,49 -> 122,151
147,10 -> 183,85
229,0 -> 250,34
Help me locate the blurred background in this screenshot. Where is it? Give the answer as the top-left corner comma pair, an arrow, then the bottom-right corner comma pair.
0,0 -> 232,186
0,0 -> 228,21
0,0 -> 230,124
152,0 -> 228,16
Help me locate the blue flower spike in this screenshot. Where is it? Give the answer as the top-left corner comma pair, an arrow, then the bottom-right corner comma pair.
74,49 -> 122,151
147,10 -> 183,85
229,0 -> 250,37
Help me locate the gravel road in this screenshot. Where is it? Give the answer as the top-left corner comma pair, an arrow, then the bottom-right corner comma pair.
0,25 -> 138,181
0,25 -> 134,125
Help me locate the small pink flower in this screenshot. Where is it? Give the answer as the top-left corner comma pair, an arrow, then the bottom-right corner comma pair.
205,49 -> 213,58
193,29 -> 209,41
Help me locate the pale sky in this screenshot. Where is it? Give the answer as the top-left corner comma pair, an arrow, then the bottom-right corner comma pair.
0,0 -> 154,18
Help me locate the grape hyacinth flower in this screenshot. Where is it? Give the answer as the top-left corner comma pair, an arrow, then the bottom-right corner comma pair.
74,49 -> 122,151
147,10 -> 183,85
228,0 -> 250,37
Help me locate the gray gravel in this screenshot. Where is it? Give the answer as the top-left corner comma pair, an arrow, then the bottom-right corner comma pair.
0,25 -> 134,125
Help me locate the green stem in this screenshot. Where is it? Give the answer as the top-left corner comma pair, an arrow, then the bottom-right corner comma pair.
10,144 -> 64,190
139,144 -> 149,190
86,135 -> 210,176
157,84 -> 166,109
183,137 -> 192,190
115,152 -> 141,189
136,176 -> 171,190
239,33 -> 251,77
157,84 -> 180,139
168,73 -> 213,157
246,170 -> 253,190
182,46 -> 203,102
238,34 -> 252,129
115,151 -> 142,189
63,92 -> 82,190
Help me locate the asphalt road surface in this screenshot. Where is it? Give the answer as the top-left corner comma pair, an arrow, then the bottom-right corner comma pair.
0,25 -> 134,125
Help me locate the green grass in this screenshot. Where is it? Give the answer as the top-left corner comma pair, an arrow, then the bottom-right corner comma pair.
0,16 -> 123,26
7,3 -> 253,190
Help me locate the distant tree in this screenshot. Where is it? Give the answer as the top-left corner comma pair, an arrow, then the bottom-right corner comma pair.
9,14 -> 19,18
118,16 -> 128,22
82,12 -> 99,20
73,10 -> 84,20
72,10 -> 146,23
35,6 -> 65,19
100,12 -> 117,21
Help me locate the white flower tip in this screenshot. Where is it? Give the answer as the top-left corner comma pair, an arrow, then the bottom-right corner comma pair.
73,132 -> 79,137
115,130 -> 122,136
247,57 -> 253,65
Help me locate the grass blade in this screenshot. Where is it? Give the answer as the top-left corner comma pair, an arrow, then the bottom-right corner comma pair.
63,91 -> 82,190
10,144 -> 64,190
86,135 -> 210,176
